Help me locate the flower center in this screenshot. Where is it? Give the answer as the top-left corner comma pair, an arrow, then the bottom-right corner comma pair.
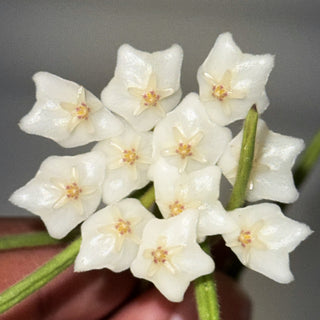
176,143 -> 193,159
238,230 -> 252,247
65,182 -> 82,200
212,84 -> 228,101
169,200 -> 185,217
151,246 -> 168,264
76,103 -> 90,120
122,148 -> 139,165
115,218 -> 131,235
143,90 -> 160,107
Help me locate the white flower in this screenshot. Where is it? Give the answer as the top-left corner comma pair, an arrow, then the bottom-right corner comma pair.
222,203 -> 312,283
197,32 -> 274,126
151,93 -> 232,173
101,44 -> 183,131
150,158 -> 235,240
19,72 -> 124,148
74,198 -> 154,273
9,152 -> 106,239
218,119 -> 304,203
130,211 -> 214,302
93,123 -> 153,204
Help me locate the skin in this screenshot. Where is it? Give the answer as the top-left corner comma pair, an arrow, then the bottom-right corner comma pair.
0,218 -> 251,320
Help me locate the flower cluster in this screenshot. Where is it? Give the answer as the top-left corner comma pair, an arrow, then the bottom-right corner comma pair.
10,33 -> 312,302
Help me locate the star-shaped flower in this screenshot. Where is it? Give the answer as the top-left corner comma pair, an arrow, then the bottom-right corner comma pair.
150,159 -> 236,240
93,123 -> 153,204
101,44 -> 183,131
197,32 -> 274,126
222,203 -> 312,283
218,119 -> 305,203
130,211 -> 214,302
75,198 -> 154,273
19,72 -> 124,147
9,152 -> 106,239
151,93 -> 232,173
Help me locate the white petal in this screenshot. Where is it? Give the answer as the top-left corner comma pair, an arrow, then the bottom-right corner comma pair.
197,201 -> 237,238
115,44 -> 153,88
151,44 -> 183,90
248,249 -> 294,283
246,168 -> 299,203
258,213 -> 313,252
101,167 -> 149,204
198,33 -> 242,81
232,53 -> 274,114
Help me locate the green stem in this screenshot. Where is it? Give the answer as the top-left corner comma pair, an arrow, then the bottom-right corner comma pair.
0,228 -> 79,251
195,106 -> 258,319
294,129 -> 320,189
0,184 -> 156,314
139,184 -> 155,209
194,241 -> 220,320
0,237 -> 81,314
227,105 -> 258,211
225,106 -> 258,279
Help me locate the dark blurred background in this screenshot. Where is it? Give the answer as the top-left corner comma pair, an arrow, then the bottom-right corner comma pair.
0,1 -> 319,319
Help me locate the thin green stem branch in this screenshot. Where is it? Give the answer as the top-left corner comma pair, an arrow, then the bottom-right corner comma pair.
194,105 -> 258,320
0,184 -> 156,314
195,241 -> 220,320
0,228 -> 79,251
139,184 -> 155,209
294,129 -> 320,189
0,237 -> 81,314
227,105 -> 258,211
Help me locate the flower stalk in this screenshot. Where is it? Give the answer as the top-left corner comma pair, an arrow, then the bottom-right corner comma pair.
194,241 -> 220,320
139,184 -> 155,209
294,129 -> 320,189
0,237 -> 81,314
0,228 -> 80,251
194,105 -> 258,320
0,186 -> 155,314
226,105 -> 258,210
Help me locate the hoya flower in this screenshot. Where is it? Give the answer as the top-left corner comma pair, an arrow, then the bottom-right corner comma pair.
93,123 -> 153,204
218,119 -> 304,203
151,93 -> 232,173
150,158 -> 235,240
131,211 -> 214,302
19,72 -> 124,148
222,203 -> 312,283
197,32 -> 274,126
75,198 -> 154,273
101,44 -> 183,131
10,152 -> 106,239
